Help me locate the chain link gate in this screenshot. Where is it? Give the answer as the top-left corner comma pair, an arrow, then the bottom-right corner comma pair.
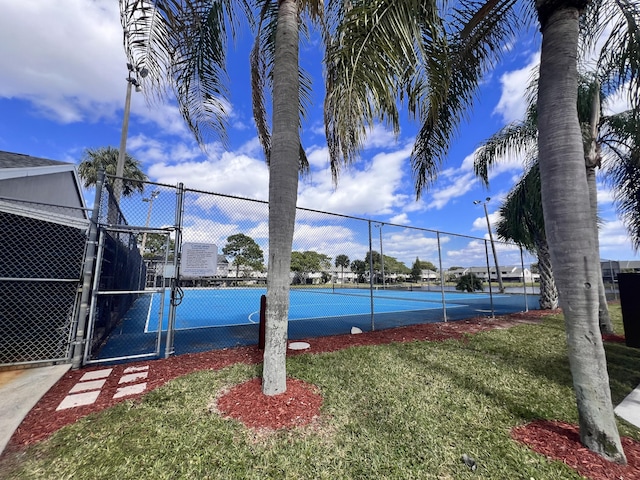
78,176 -> 184,365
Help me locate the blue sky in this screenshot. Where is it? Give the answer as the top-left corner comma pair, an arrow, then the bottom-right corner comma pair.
0,0 -> 637,269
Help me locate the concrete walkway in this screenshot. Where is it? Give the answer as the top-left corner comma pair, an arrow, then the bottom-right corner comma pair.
0,364 -> 70,455
615,387 -> 640,429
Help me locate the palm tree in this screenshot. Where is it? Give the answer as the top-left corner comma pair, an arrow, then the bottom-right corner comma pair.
334,254 -> 350,285
494,165 -> 558,309
78,146 -> 147,197
121,0 -> 325,396
325,0 -> 639,463
474,71 -> 640,332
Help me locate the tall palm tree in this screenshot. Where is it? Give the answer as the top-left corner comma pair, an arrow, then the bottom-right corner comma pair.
78,146 -> 147,197
335,254 -> 350,285
325,0 -> 639,463
474,72 -> 640,332
121,0 -> 324,396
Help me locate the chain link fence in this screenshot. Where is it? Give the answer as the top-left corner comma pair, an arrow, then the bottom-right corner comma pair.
0,197 -> 88,366
9,172 -> 634,369
78,176 -> 537,364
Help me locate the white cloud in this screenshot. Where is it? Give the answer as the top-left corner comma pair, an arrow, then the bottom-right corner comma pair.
427,170 -> 477,210
598,219 -> 636,257
493,53 -> 540,124
0,0 -> 124,122
362,124 -> 400,150
149,152 -> 269,200
389,213 -> 410,225
603,83 -> 632,116
297,144 -> 412,215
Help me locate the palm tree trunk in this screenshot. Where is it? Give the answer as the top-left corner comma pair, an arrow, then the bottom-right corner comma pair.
586,164 -> 614,333
262,0 -> 300,396
534,238 -> 558,309
536,3 -> 626,463
584,84 -> 613,334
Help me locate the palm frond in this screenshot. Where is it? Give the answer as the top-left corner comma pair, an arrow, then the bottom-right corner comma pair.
251,0 -> 275,162
251,0 -> 317,174
600,110 -> 640,249
473,114 -> 538,185
324,0 -> 437,181
495,163 -> 544,251
120,0 -> 252,146
591,0 -> 640,114
411,0 -> 522,197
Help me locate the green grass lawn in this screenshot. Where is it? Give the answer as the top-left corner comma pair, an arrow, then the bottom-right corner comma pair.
4,305 -> 640,479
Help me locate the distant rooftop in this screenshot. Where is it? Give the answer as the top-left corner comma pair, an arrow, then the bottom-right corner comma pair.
0,150 -> 70,169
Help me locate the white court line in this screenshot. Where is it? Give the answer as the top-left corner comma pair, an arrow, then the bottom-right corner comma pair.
288,302 -> 468,322
247,311 -> 259,323
143,293 -> 154,334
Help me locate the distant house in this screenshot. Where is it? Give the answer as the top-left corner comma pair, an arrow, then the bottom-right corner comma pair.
601,260 -> 640,282
0,151 -> 88,366
451,266 -> 537,283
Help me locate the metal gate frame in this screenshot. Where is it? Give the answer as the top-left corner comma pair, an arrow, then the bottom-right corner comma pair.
82,226 -> 172,365
75,177 -> 185,366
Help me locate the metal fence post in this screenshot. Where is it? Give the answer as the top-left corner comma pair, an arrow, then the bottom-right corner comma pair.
437,232 -> 447,322
165,183 -> 184,358
484,239 -> 495,319
71,170 -> 104,369
520,246 -> 529,312
368,220 -> 375,331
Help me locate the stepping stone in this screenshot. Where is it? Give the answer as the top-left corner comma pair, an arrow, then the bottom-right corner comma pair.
69,379 -> 107,393
119,372 -> 149,384
123,365 -> 149,374
80,368 -> 112,381
113,383 -> 147,399
56,391 -> 100,410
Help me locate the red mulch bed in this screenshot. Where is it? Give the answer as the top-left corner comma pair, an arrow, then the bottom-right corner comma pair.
217,377 -> 323,429
511,420 -> 640,479
5,308 -> 640,479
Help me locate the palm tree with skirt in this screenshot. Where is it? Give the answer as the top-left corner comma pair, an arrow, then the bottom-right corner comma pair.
334,254 -> 350,285
494,164 -> 559,309
325,0 -> 639,463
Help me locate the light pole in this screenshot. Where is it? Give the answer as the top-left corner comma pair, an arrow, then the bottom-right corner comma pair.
140,189 -> 160,256
114,63 -> 148,202
474,197 -> 504,293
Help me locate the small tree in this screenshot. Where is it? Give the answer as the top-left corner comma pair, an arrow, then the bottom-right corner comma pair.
350,260 -> 367,283
290,251 -> 332,284
411,257 -> 422,283
456,273 -> 483,293
222,234 -> 264,281
419,260 -> 437,272
140,233 -> 175,260
78,146 -> 147,196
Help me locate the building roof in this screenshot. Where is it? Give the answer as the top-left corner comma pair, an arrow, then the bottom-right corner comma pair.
0,150 -> 70,169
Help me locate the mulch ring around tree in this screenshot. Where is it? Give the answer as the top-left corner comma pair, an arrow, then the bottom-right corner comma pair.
5,308 -> 640,479
511,420 -> 640,480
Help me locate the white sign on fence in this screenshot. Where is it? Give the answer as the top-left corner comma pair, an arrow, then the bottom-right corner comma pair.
180,242 -> 218,277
